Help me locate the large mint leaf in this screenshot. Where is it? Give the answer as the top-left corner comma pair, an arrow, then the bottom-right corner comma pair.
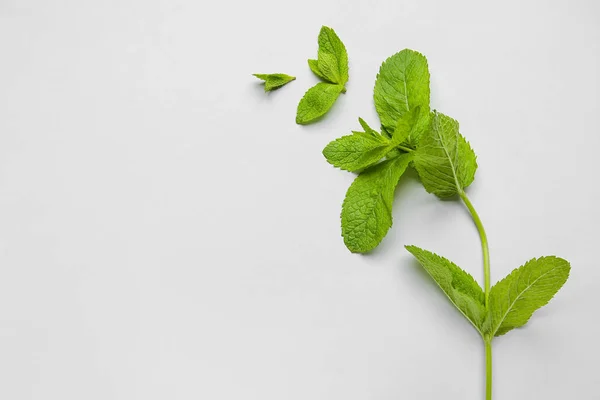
413,112 -> 477,198
486,256 -> 570,337
341,154 -> 412,253
374,49 -> 430,144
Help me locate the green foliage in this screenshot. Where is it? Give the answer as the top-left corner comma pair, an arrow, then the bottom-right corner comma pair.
341,153 -> 412,253
296,83 -> 345,125
413,112 -> 478,198
406,245 -> 486,332
324,49 -> 447,253
486,257 -> 570,337
322,49 -> 441,253
253,73 -> 296,91
296,26 -> 348,124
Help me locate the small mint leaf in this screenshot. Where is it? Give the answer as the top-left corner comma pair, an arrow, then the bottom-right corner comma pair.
296,83 -> 344,125
253,73 -> 296,92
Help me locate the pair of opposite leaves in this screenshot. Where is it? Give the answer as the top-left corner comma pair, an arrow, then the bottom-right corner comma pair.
408,247 -> 570,338
323,49 -> 570,338
254,26 -> 348,124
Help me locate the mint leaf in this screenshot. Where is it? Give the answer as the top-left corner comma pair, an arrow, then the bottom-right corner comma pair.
316,26 -> 349,86
323,111 -> 416,171
296,83 -> 344,125
406,245 -> 486,333
341,154 -> 412,253
374,49 -> 430,144
413,112 -> 477,198
322,130 -> 390,172
253,73 -> 296,92
486,256 -> 570,337
308,59 -> 329,81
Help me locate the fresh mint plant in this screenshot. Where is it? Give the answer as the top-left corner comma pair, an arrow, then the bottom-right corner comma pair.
296,26 -> 348,124
253,73 -> 296,91
322,48 -> 570,399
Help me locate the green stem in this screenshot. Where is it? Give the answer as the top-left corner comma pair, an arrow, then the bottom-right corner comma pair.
459,190 -> 492,400
485,339 -> 492,400
459,191 -> 490,303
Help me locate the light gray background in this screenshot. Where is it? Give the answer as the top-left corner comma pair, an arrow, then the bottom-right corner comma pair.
0,0 -> 598,399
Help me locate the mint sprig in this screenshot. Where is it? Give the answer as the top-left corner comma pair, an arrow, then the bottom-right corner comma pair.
321,48 -> 570,399
296,26 -> 348,125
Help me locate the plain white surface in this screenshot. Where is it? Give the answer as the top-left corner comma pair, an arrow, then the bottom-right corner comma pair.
1,0 -> 599,399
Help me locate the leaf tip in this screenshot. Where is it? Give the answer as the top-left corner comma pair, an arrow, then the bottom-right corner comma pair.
404,245 -> 419,255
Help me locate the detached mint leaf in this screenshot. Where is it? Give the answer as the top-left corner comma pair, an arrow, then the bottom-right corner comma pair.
341,154 -> 412,253
413,112 -> 477,198
308,59 -> 329,81
374,49 -> 430,144
317,26 -> 349,86
487,256 -> 570,337
296,83 -> 344,125
298,27 -> 348,125
253,73 -> 296,92
406,245 -> 486,333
